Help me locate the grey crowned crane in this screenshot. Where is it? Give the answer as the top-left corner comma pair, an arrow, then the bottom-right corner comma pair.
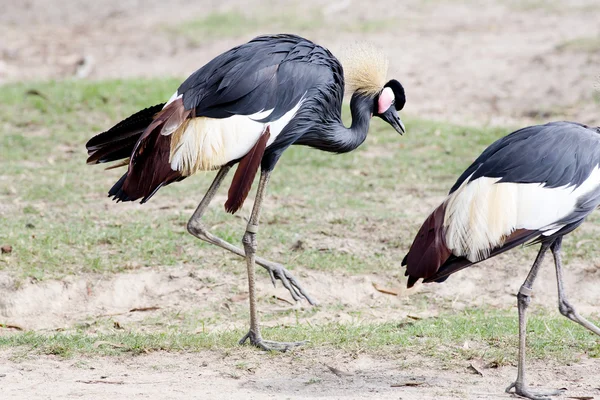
403,121 -> 600,400
86,34 -> 406,351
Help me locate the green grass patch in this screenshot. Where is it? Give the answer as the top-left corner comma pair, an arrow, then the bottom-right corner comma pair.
508,0 -> 562,12
170,11 -> 258,42
1,77 -> 598,283
0,77 -> 518,281
167,10 -> 400,45
556,36 -> 600,53
3,77 -> 599,281
2,309 -> 598,363
167,10 -> 326,45
1,78 -> 599,367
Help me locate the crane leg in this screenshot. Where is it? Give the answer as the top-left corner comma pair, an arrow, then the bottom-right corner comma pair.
551,237 -> 600,335
238,169 -> 307,351
506,242 -> 564,400
187,166 -> 316,305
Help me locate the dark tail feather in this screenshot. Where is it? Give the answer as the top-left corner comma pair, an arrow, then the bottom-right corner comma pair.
108,172 -> 129,202
224,127 -> 271,214
403,204 -> 451,288
422,228 -> 540,284
108,171 -> 184,204
86,103 -> 165,165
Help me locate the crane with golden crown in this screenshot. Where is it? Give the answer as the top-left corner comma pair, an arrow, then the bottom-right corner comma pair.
86,34 -> 406,351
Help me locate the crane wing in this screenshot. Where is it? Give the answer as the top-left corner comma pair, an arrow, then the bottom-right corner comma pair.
450,122 -> 600,194
177,34 -> 342,122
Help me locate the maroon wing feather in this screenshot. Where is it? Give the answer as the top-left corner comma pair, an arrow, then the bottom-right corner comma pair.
224,127 -> 271,214
108,98 -> 190,203
422,228 -> 539,284
403,205 -> 540,287
402,203 -> 451,288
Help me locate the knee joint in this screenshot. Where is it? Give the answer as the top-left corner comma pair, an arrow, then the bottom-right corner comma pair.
517,292 -> 531,306
187,219 -> 205,236
242,231 -> 257,251
558,299 -> 573,317
517,285 -> 532,306
242,223 -> 259,249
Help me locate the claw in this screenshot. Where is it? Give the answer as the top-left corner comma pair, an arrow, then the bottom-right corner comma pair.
268,267 -> 277,287
285,272 -> 316,305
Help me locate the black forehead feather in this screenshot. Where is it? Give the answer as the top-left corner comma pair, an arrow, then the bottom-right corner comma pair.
384,79 -> 405,111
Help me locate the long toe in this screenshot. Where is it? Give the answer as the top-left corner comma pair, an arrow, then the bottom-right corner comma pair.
256,339 -> 307,352
238,330 -> 307,352
506,382 -> 565,400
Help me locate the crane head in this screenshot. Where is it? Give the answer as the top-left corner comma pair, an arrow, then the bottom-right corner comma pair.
374,79 -> 406,134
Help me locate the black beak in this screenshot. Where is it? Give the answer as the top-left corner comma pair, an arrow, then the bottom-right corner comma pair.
379,107 -> 405,135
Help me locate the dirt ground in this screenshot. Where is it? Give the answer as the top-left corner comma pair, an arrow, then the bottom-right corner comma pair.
2,350 -> 600,400
1,258 -> 600,333
1,0 -> 600,399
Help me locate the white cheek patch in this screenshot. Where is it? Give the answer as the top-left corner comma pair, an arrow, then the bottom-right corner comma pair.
378,87 -> 394,114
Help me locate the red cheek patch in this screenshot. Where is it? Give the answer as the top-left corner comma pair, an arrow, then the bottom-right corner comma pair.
378,87 -> 394,114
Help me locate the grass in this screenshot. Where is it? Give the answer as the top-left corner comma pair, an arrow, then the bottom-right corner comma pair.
1,309 -> 598,364
507,0 -> 598,13
168,10 -> 325,45
1,77 -> 600,366
3,77 -> 600,280
0,77 -> 516,281
508,0 -> 563,12
168,10 -> 399,45
170,11 -> 259,43
556,36 -> 600,53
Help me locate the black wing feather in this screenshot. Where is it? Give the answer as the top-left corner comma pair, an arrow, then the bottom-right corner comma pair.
449,122 -> 600,194
177,34 -> 340,122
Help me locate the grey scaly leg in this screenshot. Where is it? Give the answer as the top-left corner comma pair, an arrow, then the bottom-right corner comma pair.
238,169 -> 307,351
186,166 -> 316,305
506,242 -> 564,400
551,237 -> 600,335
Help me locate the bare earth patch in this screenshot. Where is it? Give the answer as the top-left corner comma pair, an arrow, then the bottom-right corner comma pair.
0,258 -> 599,332
1,350 -> 600,400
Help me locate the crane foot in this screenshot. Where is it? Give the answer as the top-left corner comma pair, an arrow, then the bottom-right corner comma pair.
262,262 -> 318,306
239,330 -> 307,352
505,381 -> 565,400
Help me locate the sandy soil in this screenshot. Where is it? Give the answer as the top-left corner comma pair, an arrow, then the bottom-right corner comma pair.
1,258 -> 599,333
1,0 -> 600,398
2,350 -> 600,400
1,258 -> 599,399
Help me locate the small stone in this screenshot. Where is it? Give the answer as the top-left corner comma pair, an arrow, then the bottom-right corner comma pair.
1,245 -> 12,254
290,240 -> 305,251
